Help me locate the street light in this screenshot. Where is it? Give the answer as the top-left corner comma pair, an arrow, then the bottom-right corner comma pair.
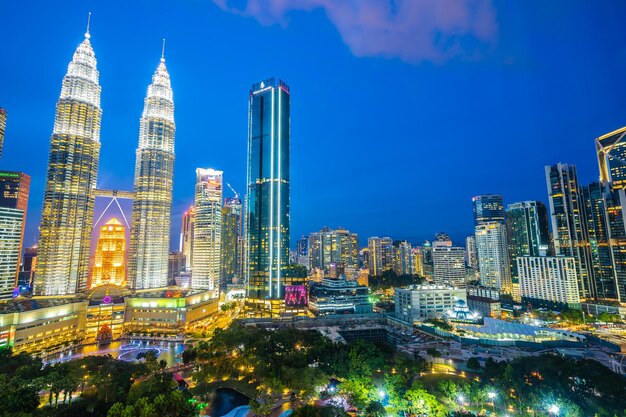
549,404 -> 560,416
488,392 -> 496,413
378,390 -> 386,400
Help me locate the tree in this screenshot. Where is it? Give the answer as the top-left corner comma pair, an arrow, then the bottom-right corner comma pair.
466,357 -> 481,370
364,401 -> 386,417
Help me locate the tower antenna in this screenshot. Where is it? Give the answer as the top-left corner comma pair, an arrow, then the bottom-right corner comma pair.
161,38 -> 166,62
85,12 -> 92,39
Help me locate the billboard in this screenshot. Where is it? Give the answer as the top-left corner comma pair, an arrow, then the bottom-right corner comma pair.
284,285 -> 307,307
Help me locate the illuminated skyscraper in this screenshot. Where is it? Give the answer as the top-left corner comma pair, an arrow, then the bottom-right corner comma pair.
245,78 -> 291,316
308,227 -> 359,271
596,126 -> 626,188
129,49 -> 175,290
475,222 -> 511,293
367,236 -> 393,276
472,195 -> 504,225
221,197 -> 242,287
465,235 -> 478,269
180,205 -> 195,271
545,163 -> 594,299
35,27 -> 102,296
392,240 -> 413,275
0,171 -> 30,298
0,108 -> 6,159
192,168 -> 223,292
90,218 -> 126,288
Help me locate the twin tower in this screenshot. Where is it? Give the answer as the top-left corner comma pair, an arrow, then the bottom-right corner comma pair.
33,25 -> 176,295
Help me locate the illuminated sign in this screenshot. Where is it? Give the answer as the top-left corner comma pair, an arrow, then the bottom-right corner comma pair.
284,285 -> 307,307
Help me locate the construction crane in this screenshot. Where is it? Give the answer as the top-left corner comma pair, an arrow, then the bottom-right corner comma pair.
226,182 -> 239,199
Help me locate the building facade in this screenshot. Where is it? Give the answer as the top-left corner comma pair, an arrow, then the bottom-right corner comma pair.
433,246 -> 466,287
308,277 -> 372,316
308,227 -> 359,271
129,53 -> 175,290
545,163 -> 594,299
35,30 -> 101,296
395,284 -> 466,323
192,168 -> 223,292
180,205 -> 195,272
0,108 -> 5,159
475,222 -> 512,293
367,237 -> 393,276
517,256 -> 581,309
392,240 -> 413,276
596,126 -> 626,188
90,218 -> 126,288
244,78 -> 291,317
465,235 -> 478,269
221,197 -> 242,287
472,195 -> 504,225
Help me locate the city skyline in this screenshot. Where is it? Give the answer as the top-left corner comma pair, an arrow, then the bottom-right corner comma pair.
2,2 -> 626,249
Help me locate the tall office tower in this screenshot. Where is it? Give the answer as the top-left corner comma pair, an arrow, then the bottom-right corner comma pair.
245,78 -> 291,317
129,52 -> 175,290
545,163 -> 594,299
604,189 -> 626,302
0,171 -> 29,299
360,248 -> 369,270
580,183 -> 616,299
18,246 -> 37,288
308,227 -> 359,271
517,256 -> 580,309
0,108 -> 6,159
168,251 -> 185,285
392,240 -> 413,275
0,208 -> 23,299
180,205 -> 195,271
221,197 -> 242,287
35,29 -> 102,296
475,222 -> 512,293
596,126 -> 626,188
90,218 -> 126,288
433,245 -> 466,287
472,195 -> 505,225
367,236 -> 393,276
421,240 -> 433,279
506,201 -> 551,259
465,235 -> 478,269
411,247 -> 424,276
296,236 -> 308,258
192,168 -> 223,292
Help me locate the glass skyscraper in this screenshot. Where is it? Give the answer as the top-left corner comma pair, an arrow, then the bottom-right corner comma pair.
35,29 -> 101,296
596,126 -> 626,189
545,163 -> 595,299
129,52 -> 175,290
0,108 -> 6,160
221,197 -> 242,287
472,194 -> 505,225
245,78 -> 291,316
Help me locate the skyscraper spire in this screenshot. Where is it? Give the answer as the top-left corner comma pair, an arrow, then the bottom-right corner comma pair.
35,27 -> 102,296
161,38 -> 166,62
85,12 -> 91,39
129,53 -> 175,290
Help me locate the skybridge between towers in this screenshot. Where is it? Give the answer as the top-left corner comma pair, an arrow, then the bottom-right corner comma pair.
92,188 -> 135,229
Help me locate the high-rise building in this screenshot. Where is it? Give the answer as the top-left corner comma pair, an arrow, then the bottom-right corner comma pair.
392,240 -> 413,275
90,218 -> 126,288
221,197 -> 242,287
465,235 -> 478,269
433,246 -> 466,287
168,251 -> 185,285
517,256 -> 580,309
192,168 -> 223,292
0,171 -> 30,288
296,236 -> 308,258
603,188 -> 626,302
367,237 -> 393,276
0,208 -> 24,299
180,205 -> 195,272
308,227 -> 359,271
129,51 -> 175,290
580,183 -> 616,300
472,195 -> 504,225
545,163 -> 594,299
475,222 -> 512,293
596,126 -> 626,189
35,29 -> 101,296
0,108 -> 6,159
18,245 -> 37,289
411,247 -> 424,276
244,78 -> 291,316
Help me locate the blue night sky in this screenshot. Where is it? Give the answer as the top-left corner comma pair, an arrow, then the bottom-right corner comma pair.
2,0 -> 626,249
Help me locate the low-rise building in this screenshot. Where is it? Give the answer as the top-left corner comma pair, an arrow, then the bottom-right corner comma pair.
467,295 -> 501,318
394,284 -> 466,324
308,276 -> 371,316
